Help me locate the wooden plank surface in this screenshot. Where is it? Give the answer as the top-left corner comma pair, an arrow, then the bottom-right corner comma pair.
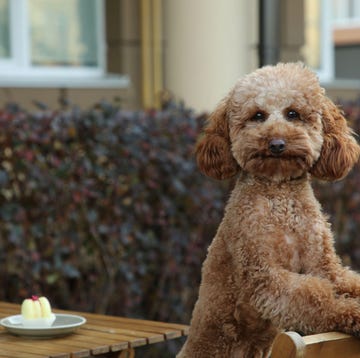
272,331 -> 360,358
304,332 -> 360,358
0,301 -> 189,358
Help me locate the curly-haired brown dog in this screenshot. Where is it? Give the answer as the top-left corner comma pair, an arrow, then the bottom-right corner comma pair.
177,63 -> 360,358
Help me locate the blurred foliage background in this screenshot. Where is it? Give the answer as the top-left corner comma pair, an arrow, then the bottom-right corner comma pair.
0,98 -> 359,356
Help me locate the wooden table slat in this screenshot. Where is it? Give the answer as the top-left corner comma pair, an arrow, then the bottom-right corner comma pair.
0,333 -> 72,357
82,316 -> 186,339
0,349 -> 47,358
0,338 -> 68,358
0,335 -> 88,357
82,322 -> 165,343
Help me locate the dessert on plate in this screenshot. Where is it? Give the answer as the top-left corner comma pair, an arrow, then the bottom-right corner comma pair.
21,295 -> 56,327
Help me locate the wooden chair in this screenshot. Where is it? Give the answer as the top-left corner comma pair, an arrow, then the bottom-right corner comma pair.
271,331 -> 360,357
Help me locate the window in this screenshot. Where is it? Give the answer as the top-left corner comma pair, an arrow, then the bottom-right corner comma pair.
0,0 -> 119,86
302,0 -> 360,82
30,0 -> 100,69
333,0 -> 360,80
302,0 -> 334,82
333,0 -> 360,25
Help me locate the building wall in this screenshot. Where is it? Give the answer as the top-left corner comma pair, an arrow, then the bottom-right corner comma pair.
3,0 -> 357,112
163,0 -> 258,113
106,0 -> 142,109
280,0 -> 305,62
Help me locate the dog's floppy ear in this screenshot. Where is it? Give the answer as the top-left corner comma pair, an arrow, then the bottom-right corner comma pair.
195,96 -> 239,180
310,97 -> 360,181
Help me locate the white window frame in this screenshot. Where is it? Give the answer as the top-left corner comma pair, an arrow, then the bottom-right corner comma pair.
0,0 -> 129,88
333,0 -> 360,27
316,0 -> 334,83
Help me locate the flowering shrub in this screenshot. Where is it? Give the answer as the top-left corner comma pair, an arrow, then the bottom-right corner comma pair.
0,102 -> 228,356
313,99 -> 360,269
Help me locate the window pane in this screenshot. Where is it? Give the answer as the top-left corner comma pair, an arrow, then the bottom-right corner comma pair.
355,0 -> 360,18
29,0 -> 99,67
333,0 -> 350,21
333,0 -> 360,22
0,0 -> 10,58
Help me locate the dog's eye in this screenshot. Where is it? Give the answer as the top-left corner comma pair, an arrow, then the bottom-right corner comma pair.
251,111 -> 267,122
286,109 -> 300,121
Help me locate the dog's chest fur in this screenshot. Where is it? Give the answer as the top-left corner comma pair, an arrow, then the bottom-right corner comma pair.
221,174 -> 327,274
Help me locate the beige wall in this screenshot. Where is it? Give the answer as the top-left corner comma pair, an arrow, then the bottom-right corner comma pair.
280,0 -> 305,62
106,0 -> 142,109
163,0 -> 258,113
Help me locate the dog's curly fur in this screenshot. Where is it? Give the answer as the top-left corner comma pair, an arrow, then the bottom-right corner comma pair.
177,63 -> 360,358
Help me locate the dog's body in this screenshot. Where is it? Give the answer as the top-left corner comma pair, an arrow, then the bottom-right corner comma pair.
177,63 -> 360,358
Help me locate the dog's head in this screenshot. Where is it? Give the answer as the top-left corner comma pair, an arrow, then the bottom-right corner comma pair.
196,62 -> 360,182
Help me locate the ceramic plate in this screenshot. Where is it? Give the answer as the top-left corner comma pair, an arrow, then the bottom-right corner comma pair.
0,314 -> 86,338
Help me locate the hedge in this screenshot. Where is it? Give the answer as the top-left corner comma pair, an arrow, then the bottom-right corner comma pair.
0,99 -> 359,356
313,98 -> 360,269
0,101 -> 229,357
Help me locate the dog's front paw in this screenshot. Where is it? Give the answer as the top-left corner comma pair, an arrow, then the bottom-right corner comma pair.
350,319 -> 360,338
338,309 -> 360,337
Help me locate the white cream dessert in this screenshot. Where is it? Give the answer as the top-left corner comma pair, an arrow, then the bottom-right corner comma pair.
21,295 -> 55,327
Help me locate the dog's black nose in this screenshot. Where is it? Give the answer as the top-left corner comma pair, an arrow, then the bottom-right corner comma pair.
269,139 -> 286,154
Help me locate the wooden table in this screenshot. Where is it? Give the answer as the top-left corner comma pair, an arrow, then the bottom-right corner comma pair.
0,301 -> 189,358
